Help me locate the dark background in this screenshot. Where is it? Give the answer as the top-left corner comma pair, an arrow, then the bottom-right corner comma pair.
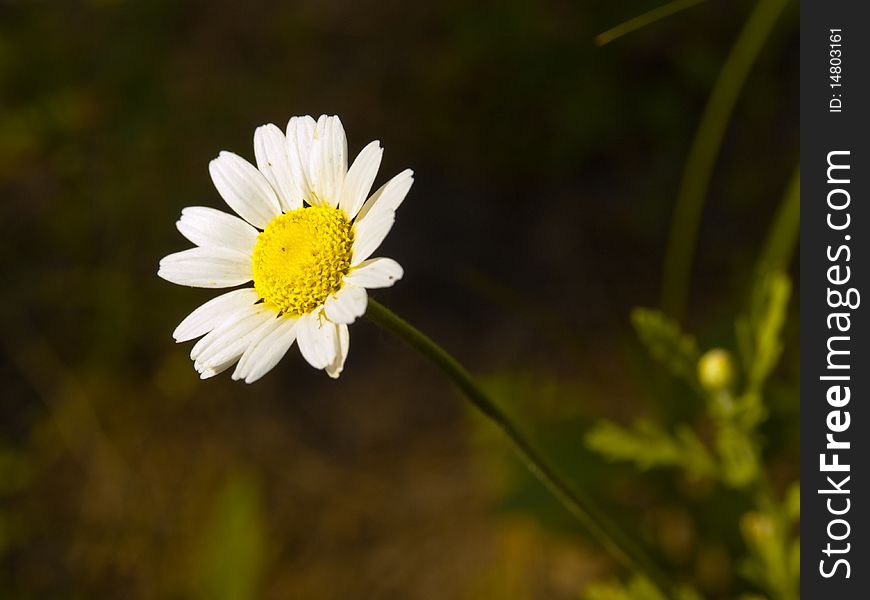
1,1 -> 798,598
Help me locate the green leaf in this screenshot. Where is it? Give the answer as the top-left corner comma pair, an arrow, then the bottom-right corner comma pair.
585,575 -> 701,600
714,424 -> 759,488
585,575 -> 664,600
585,419 -> 716,478
631,308 -> 700,387
736,273 -> 791,391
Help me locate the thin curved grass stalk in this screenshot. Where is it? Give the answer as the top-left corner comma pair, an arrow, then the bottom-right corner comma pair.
758,166 -> 800,273
595,0 -> 706,46
661,0 -> 790,319
365,299 -> 676,596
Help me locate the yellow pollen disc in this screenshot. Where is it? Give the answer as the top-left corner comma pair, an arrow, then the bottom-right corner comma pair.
252,206 -> 354,316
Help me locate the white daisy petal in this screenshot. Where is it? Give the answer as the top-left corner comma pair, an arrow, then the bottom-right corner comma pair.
193,306 -> 276,376
176,206 -> 259,255
223,311 -> 283,379
349,169 -> 413,265
338,141 -> 382,219
351,211 -> 396,266
323,285 -> 368,324
209,151 -> 281,228
190,303 -> 260,362
254,124 -> 303,212
211,314 -> 282,380
232,316 -> 299,383
307,115 -> 348,208
354,168 -> 414,223
325,324 -> 350,379
172,288 -> 259,343
158,247 -> 252,288
345,258 -> 404,289
286,115 -> 317,204
296,312 -> 338,370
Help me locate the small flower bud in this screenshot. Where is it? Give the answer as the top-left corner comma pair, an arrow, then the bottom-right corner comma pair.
698,349 -> 734,392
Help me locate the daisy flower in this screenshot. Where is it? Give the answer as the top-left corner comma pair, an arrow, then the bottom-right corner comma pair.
158,115 -> 413,382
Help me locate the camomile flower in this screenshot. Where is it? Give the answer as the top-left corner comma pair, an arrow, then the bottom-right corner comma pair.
158,115 -> 413,382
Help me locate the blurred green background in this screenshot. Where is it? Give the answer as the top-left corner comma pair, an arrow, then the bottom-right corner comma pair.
0,0 -> 798,598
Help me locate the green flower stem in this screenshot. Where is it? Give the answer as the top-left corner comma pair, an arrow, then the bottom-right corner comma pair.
365,298 -> 674,595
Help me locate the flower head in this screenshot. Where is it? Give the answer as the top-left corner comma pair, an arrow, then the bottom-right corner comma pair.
158,115 -> 413,381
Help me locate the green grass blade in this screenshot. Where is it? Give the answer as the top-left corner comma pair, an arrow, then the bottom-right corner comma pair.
595,0 -> 706,46
661,0 -> 791,319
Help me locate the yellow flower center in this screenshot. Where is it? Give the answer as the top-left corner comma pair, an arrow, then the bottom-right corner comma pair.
252,206 -> 354,315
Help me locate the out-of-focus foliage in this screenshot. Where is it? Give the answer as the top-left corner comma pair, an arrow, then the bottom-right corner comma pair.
585,574 -> 702,600
584,272 -> 798,599
738,275 -> 791,394
630,309 -> 700,389
585,420 -> 715,478
470,262 -> 798,599
585,575 -> 669,600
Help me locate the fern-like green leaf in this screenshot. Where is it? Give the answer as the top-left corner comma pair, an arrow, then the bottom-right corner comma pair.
714,424 -> 759,488
736,272 -> 791,390
631,308 -> 700,387
585,419 -> 716,478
